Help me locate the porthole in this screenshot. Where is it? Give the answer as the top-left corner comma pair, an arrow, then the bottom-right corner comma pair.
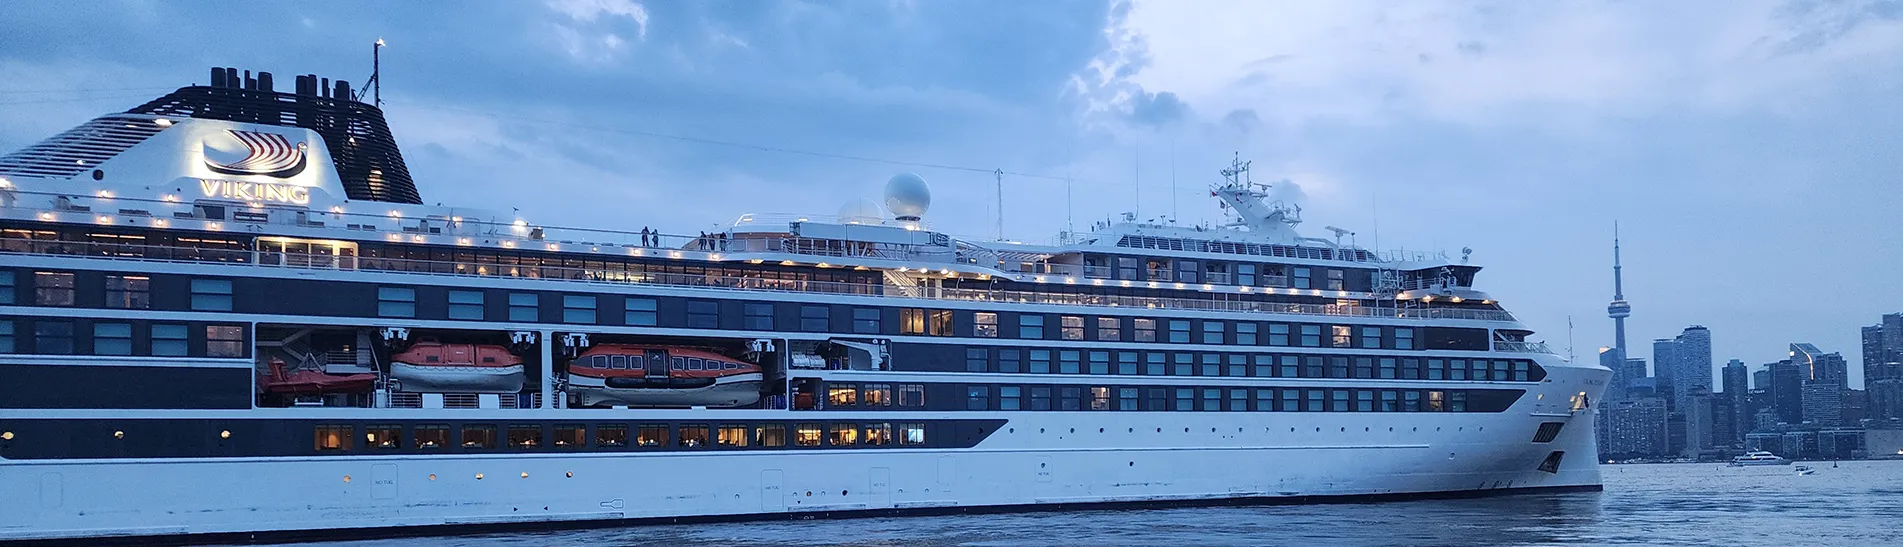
475,473 -> 485,480
1098,428 -> 1104,433
114,430 -> 125,439
1364,427 -> 1370,432
1412,427 -> 1418,431
1039,428 -> 1045,434
429,474 -> 437,481
220,430 -> 231,439
1009,428 -> 1015,433
565,472 -> 574,478
520,472 -> 529,479
1069,428 -> 1075,434
1127,428 -> 1133,433
343,475 -> 352,483
842,490 -> 848,496
1314,427 -> 1321,432
1128,461 -> 1135,467
805,491 -> 812,497
1184,428 -> 1190,433
1210,428 -> 1216,433
1155,428 -> 1162,433
1339,427 -> 1345,432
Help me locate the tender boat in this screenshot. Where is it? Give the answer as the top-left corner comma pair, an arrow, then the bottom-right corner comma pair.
1729,451 -> 1793,466
257,357 -> 376,395
566,344 -> 764,407
388,342 -> 525,393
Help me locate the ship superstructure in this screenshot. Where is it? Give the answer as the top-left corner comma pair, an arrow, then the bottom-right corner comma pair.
0,67 -> 1610,544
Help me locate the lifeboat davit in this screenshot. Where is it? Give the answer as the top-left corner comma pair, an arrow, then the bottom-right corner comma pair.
389,342 -> 525,393
567,344 -> 763,408
258,358 -> 375,394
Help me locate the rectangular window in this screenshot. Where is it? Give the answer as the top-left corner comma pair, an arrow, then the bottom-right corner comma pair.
1330,389 -> 1350,412
974,312 -> 998,337
1356,390 -> 1374,412
34,321 -> 74,354
1451,391 -> 1468,412
1177,260 -> 1199,283
1062,385 -> 1084,411
716,425 -> 749,447
1449,359 -> 1467,381
1098,317 -> 1121,341
1473,359 -> 1491,381
1236,322 -> 1257,345
1117,352 -> 1138,375
863,383 -> 893,406
206,325 -> 244,357
1428,359 -> 1446,380
314,425 -> 354,451
508,425 -> 543,449
1168,320 -> 1190,343
965,348 -> 990,372
636,424 -> 670,447
1030,386 -> 1052,410
1354,356 -> 1374,379
1237,264 -> 1256,286
1202,388 -> 1221,411
461,424 -> 497,449
1280,355 -> 1300,378
1256,388 -> 1277,411
448,290 -> 484,320
414,425 -> 451,449
1133,319 -> 1156,342
827,383 -> 859,406
1299,324 -> 1321,347
1228,354 -> 1247,377
0,271 -> 12,305
899,423 -> 926,446
927,310 -> 952,336
1380,390 -> 1399,412
1200,353 -> 1221,376
844,307 -> 878,334
1331,325 -> 1353,348
1173,353 -> 1193,376
554,425 -> 585,448
0,321 -> 13,353
1117,257 -> 1139,280
1253,354 -> 1274,377
621,297 -> 658,326
1427,391 -> 1446,412
800,305 -> 830,332
899,384 -> 925,406
151,324 -> 188,356
827,423 -> 859,446
1018,314 -> 1045,339
1059,350 -> 1081,374
562,295 -> 597,323
996,349 -> 1021,373
1060,315 -> 1085,340
508,292 -> 538,322
34,272 -> 75,306
1361,327 -> 1382,349
1514,360 -> 1530,382
1327,269 -> 1345,290
1091,386 -> 1112,411
901,308 -> 926,335
1202,321 -> 1225,344
755,423 -> 786,447
967,386 -> 990,410
795,423 -> 823,447
1493,360 -> 1511,381
1379,357 -> 1398,379
679,425 -> 710,448
1402,358 -> 1422,380
1303,355 -> 1324,378
189,278 -> 233,311
687,300 -> 720,329
738,303 -> 773,330
1029,350 -> 1051,373
1395,328 -> 1415,350
1229,388 -> 1248,411
999,386 -> 1022,410
1405,391 -> 1422,412
93,322 -> 131,355
1329,356 -> 1350,379
1089,351 -> 1110,375
104,275 -> 150,309
1293,267 -> 1312,289
378,287 -> 417,318
366,425 -> 402,449
1145,387 -> 1167,411
865,423 -> 893,446
1285,389 -> 1304,412
1145,352 -> 1166,375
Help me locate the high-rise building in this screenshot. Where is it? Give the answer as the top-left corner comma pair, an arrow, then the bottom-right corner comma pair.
1683,387 -> 1715,455
1601,347 -> 1629,401
1655,338 -> 1681,412
1655,327 -> 1712,414
1802,383 -> 1844,426
1792,343 -> 1848,389
1599,397 -> 1669,458
1721,359 -> 1748,443
1865,313 -> 1903,424
1769,360 -> 1804,425
1712,396 -> 1736,448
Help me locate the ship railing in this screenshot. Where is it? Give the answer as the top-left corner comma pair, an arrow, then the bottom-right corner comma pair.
0,237 -> 1520,323
1492,341 -> 1555,354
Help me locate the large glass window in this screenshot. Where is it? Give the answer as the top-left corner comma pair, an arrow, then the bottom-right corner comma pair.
1119,387 -> 1139,410
827,383 -> 859,406
929,310 -> 954,336
1236,322 -> 1257,345
965,348 -> 989,372
377,287 -> 417,318
1061,387 -> 1083,411
898,384 -> 925,407
754,424 -> 786,447
189,278 -> 232,311
1117,352 -> 1137,375
974,312 -> 998,337
508,293 -> 538,322
1299,324 -> 1321,347
679,425 -> 709,448
1354,357 -> 1374,379
414,424 -> 451,449
851,308 -> 881,334
1361,326 -> 1382,349
1326,269 -> 1345,290
625,298 -> 659,326
315,425 -> 353,451
34,272 -> 75,306
1202,321 -> 1224,344
1096,317 -> 1122,341
1331,325 -> 1353,348
1293,267 -> 1311,289
151,324 -> 188,356
966,386 -> 989,410
636,424 -> 670,447
1133,318 -> 1156,342
1174,388 -> 1194,411
743,303 -> 774,330
562,295 -> 597,323
864,383 -> 892,406
1237,263 -> 1256,286
368,425 -> 403,449
1145,352 -> 1166,375
1089,351 -> 1110,375
1380,357 -> 1398,379
1091,387 -> 1112,411
206,325 -> 245,357
508,425 -> 543,449
1200,353 -> 1221,376
1395,328 -> 1416,350
795,423 -> 823,446
1030,387 -> 1052,410
1029,350 -> 1051,374
715,425 -> 749,447
461,425 -> 497,449
93,322 -> 132,355
1060,316 -> 1085,340
1228,354 -> 1247,377
899,423 -> 926,446
448,290 -> 484,320
999,386 -> 1022,410
998,349 -> 1021,373
1018,314 -> 1044,339
901,308 -> 927,335
800,305 -> 830,332
1173,353 -> 1193,376
0,271 -> 13,305
34,321 -> 74,354
687,300 -> 719,329
1168,320 -> 1190,343
104,275 -> 150,309
865,423 -> 892,446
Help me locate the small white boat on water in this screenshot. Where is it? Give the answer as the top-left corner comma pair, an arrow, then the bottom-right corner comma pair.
1729,451 -> 1793,467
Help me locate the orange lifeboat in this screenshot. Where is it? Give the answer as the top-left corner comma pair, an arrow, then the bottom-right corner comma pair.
567,344 -> 763,407
388,342 -> 525,393
258,357 -> 375,394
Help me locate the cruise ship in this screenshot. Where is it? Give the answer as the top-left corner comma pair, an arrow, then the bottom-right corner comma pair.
0,66 -> 1610,544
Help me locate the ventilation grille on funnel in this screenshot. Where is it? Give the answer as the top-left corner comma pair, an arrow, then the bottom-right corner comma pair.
0,115 -> 168,179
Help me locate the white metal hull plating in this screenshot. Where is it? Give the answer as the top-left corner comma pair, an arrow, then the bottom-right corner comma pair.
0,363 -> 1605,543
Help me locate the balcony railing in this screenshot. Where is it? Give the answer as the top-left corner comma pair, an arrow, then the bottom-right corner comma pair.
0,237 -> 1520,323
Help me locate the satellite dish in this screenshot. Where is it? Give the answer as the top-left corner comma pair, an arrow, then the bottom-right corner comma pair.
883,173 -> 931,221
838,198 -> 883,225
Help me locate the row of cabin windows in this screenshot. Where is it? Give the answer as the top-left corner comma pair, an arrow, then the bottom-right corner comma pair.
819,383 -> 928,407
313,422 -> 928,451
576,354 -> 747,371
960,348 -> 1540,382
1081,256 -> 1353,291
0,319 -> 243,357
961,385 -> 1490,412
971,312 -> 1418,349
4,272 -> 231,311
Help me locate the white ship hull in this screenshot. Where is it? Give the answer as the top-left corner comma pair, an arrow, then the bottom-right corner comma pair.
390,363 -> 526,394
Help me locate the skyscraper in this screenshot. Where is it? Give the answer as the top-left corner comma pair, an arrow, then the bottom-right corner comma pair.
1769,360 -> 1803,425
1866,313 -> 1903,424
1677,326 -> 1713,401
1722,359 -> 1748,441
1600,347 -> 1628,401
1655,338 -> 1681,412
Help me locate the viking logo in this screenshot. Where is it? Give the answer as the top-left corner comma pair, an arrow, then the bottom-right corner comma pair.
202,129 -> 309,178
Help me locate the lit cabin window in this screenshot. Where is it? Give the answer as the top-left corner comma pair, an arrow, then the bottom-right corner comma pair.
898,423 -> 926,445
635,424 -> 668,447
461,425 -> 497,449
754,423 -> 786,447
828,423 -> 858,446
794,423 -> 823,447
716,425 -> 749,447
864,423 -> 892,446
507,425 -> 542,448
314,425 -> 353,451
973,312 -> 998,337
366,425 -> 401,449
34,272 -> 75,306
413,425 -> 449,448
595,424 -> 628,448
678,425 -> 709,448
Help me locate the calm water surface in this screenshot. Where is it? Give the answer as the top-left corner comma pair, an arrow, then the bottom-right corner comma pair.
287,460 -> 1903,547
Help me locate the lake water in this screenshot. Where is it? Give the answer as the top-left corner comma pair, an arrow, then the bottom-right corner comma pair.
289,460 -> 1903,547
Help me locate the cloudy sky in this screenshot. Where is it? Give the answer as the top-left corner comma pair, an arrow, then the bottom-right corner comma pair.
3,0 -> 1899,387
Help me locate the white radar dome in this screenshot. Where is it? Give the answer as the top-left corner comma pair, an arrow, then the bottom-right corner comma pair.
883,172 -> 931,221
837,197 -> 884,225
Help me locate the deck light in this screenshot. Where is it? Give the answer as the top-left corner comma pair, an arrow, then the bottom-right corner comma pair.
1,432 -> 12,440
220,430 -> 231,439
154,118 -> 172,127
114,430 -> 124,439
521,472 -> 529,479
475,473 -> 484,480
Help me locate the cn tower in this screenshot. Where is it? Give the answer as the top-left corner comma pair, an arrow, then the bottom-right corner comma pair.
1608,222 -> 1631,354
